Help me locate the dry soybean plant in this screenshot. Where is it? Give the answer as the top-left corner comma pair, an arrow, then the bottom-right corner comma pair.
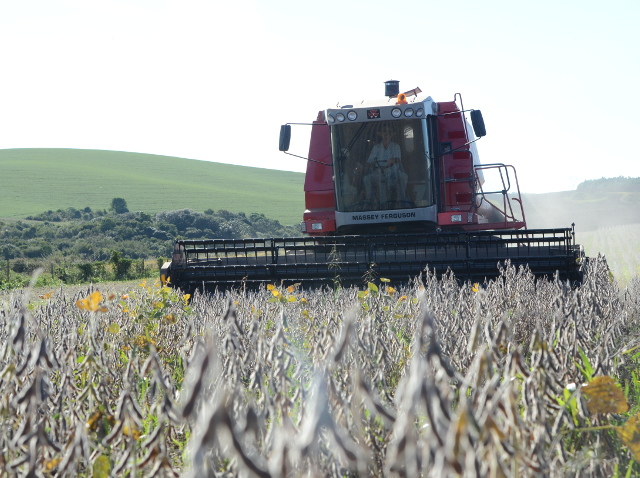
0,258 -> 639,477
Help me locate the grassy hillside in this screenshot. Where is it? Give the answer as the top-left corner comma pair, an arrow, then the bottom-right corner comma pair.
0,148 -> 305,225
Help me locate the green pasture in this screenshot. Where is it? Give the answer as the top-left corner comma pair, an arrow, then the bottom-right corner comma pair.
0,149 -> 306,225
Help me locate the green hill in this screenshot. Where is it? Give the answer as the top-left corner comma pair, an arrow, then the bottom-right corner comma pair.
0,148 -> 306,226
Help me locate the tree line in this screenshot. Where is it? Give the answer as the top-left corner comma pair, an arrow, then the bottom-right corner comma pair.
576,176 -> 640,193
1,198 -> 298,288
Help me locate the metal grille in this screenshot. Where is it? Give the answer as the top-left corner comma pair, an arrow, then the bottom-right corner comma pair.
168,228 -> 582,291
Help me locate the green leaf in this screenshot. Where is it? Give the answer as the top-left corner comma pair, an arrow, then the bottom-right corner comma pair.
577,349 -> 595,382
367,282 -> 379,293
108,323 -> 120,334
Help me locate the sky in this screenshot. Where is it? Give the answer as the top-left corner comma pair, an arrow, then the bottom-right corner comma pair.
1,0 -> 639,193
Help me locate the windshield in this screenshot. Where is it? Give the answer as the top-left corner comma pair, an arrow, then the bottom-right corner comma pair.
331,119 -> 432,212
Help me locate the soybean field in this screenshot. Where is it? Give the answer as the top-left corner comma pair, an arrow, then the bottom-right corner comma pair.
1,259 -> 639,476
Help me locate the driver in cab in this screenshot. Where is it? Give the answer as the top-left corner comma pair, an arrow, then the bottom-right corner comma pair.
364,128 -> 408,204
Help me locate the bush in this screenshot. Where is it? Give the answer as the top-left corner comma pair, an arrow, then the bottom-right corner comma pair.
110,250 -> 133,280
77,262 -> 95,282
2,244 -> 22,260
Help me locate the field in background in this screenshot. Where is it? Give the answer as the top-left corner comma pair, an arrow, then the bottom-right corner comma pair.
523,191 -> 640,285
0,148 -> 305,225
522,190 -> 640,231
578,224 -> 640,285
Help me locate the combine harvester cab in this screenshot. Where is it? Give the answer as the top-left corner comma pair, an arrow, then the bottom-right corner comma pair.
162,81 -> 584,293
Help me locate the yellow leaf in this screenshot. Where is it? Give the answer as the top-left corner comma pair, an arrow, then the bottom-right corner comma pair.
287,285 -> 296,293
108,323 -> 120,334
472,283 -> 480,293
164,314 -> 177,324
39,291 -> 53,300
387,286 -> 396,295
616,413 -> 640,463
398,295 -> 407,301
86,409 -> 102,430
380,277 -> 390,283
45,457 -> 62,472
107,294 -> 116,301
287,296 -> 297,302
76,291 -> 103,312
582,376 -> 628,414
182,294 -> 191,303
93,455 -> 111,477
123,424 -> 141,440
300,298 -> 308,304
271,290 -> 280,297
267,284 -> 276,291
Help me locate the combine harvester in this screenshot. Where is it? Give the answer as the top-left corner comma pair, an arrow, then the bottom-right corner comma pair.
162,81 -> 584,293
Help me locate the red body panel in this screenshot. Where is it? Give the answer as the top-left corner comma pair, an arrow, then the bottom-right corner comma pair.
303,112 -> 335,235
436,102 -> 475,221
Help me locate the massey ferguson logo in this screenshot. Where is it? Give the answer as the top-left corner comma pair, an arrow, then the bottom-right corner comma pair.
367,109 -> 380,119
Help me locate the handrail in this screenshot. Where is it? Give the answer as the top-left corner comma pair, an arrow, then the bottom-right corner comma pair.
474,163 -> 527,228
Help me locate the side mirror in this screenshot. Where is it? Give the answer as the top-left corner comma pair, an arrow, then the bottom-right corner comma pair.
279,124 -> 291,151
470,110 -> 486,138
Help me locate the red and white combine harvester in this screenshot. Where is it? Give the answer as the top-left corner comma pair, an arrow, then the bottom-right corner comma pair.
162,81 -> 584,292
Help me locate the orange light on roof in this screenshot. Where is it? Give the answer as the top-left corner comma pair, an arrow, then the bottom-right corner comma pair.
396,93 -> 408,105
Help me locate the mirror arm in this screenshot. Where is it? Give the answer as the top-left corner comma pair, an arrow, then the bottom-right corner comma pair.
283,151 -> 333,167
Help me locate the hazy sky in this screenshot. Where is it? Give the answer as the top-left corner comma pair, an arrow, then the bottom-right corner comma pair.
1,0 -> 638,193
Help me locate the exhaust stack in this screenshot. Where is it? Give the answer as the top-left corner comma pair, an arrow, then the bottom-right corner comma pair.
385,79 -> 399,97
